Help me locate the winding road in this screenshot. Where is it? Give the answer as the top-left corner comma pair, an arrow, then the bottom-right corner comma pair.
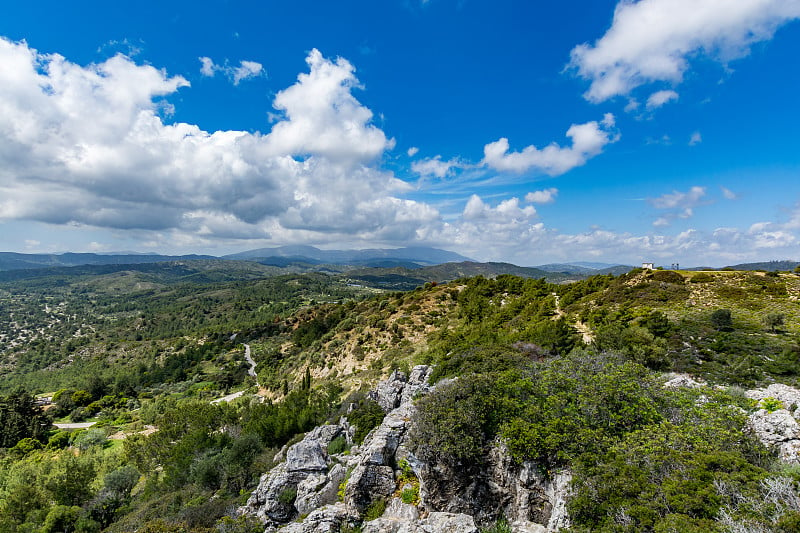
211,344 -> 258,404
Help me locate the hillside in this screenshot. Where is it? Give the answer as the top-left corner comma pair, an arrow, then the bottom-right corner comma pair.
2,267 -> 800,531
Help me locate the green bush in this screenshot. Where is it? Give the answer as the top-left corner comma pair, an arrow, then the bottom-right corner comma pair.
327,435 -> 348,455
411,374 -> 508,466
347,399 -> 385,444
277,486 -> 297,505
481,518 -> 513,533
401,486 -> 419,505
363,498 -> 387,521
651,270 -> 685,284
760,396 -> 783,413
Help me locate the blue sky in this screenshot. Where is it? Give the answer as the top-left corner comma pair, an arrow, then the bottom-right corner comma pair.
1,0 -> 799,266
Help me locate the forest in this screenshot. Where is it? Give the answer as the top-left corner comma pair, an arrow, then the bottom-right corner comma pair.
2,263 -> 800,531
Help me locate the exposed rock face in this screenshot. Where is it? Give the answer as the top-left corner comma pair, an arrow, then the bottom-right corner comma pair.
276,503 -> 359,533
747,384 -> 800,418
747,384 -> 800,463
368,367 -> 432,413
362,507 -> 479,533
418,444 -> 571,530
240,367 -> 431,531
345,398 -> 423,513
241,365 -> 571,532
239,423 -> 352,527
663,373 -> 706,389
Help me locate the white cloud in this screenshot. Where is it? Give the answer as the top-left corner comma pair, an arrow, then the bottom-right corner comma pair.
483,113 -> 619,174
232,60 -> 263,84
624,98 -> 640,113
525,188 -> 558,204
5,38 -> 798,267
199,56 -> 216,77
411,156 -> 462,178
689,131 -> 703,145
0,39 -> 424,246
569,0 -> 800,102
462,195 -> 537,222
262,49 -> 394,162
407,146 -> 419,157
647,186 -> 707,226
197,56 -> 265,84
721,186 -> 737,200
646,89 -> 679,109
650,186 -> 706,210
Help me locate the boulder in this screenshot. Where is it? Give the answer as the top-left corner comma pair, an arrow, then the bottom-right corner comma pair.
295,464 -> 347,516
746,384 -> 800,464
240,424 -> 345,524
361,511 -> 477,533
663,373 -> 706,389
369,366 -> 432,413
423,512 -> 479,532
286,425 -> 342,472
747,384 -> 800,417
272,503 -> 358,533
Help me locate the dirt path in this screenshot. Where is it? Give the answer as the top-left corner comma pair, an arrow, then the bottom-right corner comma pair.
53,422 -> 96,430
553,293 -> 594,344
243,343 -> 258,385
211,343 -> 257,404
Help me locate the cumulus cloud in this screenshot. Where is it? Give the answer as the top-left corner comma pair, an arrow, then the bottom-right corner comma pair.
646,89 -> 679,109
199,56 -> 216,76
569,0 -> 800,102
232,60 -> 263,84
262,49 -> 394,162
197,56 -> 265,84
411,156 -> 463,178
647,186 -> 707,225
462,195 -> 537,222
525,188 -> 558,204
483,114 -> 619,174
407,146 -> 419,157
0,39 -> 424,245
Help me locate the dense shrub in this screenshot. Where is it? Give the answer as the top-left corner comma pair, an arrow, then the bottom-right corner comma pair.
346,398 -> 385,444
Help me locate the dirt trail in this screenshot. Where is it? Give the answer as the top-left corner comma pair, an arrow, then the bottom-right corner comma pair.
553,293 -> 594,344
211,344 -> 257,404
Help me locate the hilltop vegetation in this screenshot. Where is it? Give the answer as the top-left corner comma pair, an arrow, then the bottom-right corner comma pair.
1,263 -> 800,531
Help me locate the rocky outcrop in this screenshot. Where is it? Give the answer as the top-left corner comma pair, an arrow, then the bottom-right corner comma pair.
239,423 -> 353,527
345,400 -> 421,513
746,384 -> 800,464
418,444 -> 571,530
362,498 -> 478,533
368,367 -> 432,413
241,365 -> 571,532
276,503 -> 359,533
663,373 -> 706,389
240,367 -> 432,531
747,384 -> 800,418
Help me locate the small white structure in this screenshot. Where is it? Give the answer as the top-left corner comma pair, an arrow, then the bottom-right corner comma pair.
642,262 -> 654,270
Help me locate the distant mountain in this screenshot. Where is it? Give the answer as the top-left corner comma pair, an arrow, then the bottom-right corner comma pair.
344,261 -> 575,290
223,246 -> 472,266
536,263 -> 601,275
566,261 -> 628,270
0,252 -> 215,271
0,259 -> 281,284
0,247 -> 472,272
724,260 -> 799,272
535,262 -> 633,276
